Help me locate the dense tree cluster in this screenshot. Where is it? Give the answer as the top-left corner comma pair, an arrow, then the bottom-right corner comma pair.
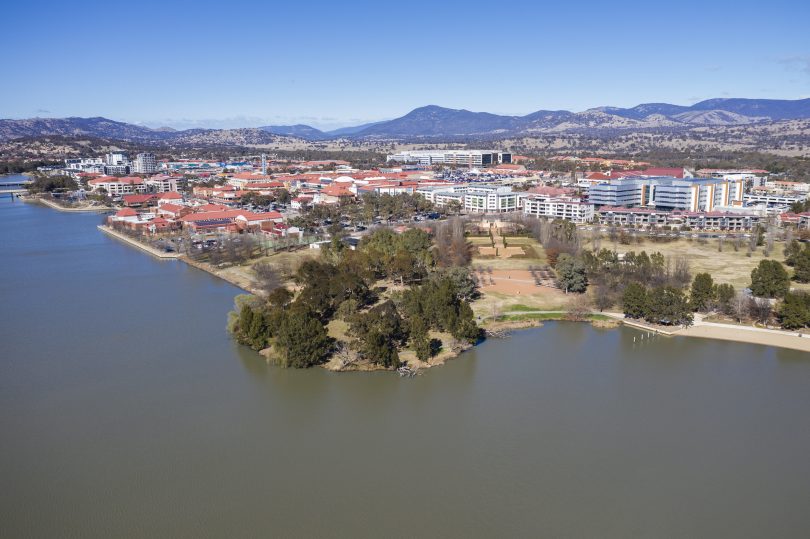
621,283 -> 693,326
229,227 -> 482,369
582,248 -> 691,310
26,174 -> 77,193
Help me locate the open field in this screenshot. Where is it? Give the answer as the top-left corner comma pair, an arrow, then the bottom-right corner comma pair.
584,237 -> 810,291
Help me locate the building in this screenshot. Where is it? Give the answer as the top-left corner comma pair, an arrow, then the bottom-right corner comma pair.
523,195 -> 594,223
386,150 -> 512,167
64,157 -> 104,173
744,191 -> 808,208
106,152 -> 129,166
463,186 -> 522,213
132,153 -> 157,174
588,177 -> 744,211
87,176 -> 146,198
144,175 -> 179,193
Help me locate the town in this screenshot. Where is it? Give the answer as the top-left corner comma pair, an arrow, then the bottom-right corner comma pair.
14,145 -> 810,359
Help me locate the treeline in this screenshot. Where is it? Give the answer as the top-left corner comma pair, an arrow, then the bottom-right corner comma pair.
0,160 -> 60,174
26,174 -> 77,193
228,227 -> 482,369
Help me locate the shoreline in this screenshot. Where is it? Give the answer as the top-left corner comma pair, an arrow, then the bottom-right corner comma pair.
98,225 -> 181,259
30,200 -> 810,357
29,196 -> 113,213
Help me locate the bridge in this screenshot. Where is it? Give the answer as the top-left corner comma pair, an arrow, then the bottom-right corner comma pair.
0,189 -> 28,199
0,179 -> 32,187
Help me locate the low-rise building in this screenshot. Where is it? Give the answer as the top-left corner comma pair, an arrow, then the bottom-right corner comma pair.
523,195 -> 594,223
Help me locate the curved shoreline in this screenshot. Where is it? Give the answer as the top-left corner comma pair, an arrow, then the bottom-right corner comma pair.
29,196 -> 113,213
27,199 -> 810,357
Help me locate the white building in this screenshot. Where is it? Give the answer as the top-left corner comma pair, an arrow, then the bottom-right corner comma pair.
132,153 -> 157,174
524,196 -> 594,223
64,157 -> 104,173
464,186 -> 522,213
387,150 -> 512,167
106,152 -> 129,166
144,175 -> 179,193
87,176 -> 146,197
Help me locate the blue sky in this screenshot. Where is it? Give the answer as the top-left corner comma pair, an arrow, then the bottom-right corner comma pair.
2,0 -> 809,129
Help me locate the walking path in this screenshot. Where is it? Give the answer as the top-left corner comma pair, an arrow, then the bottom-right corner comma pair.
485,310 -> 810,352
98,226 -> 181,259
33,197 -> 112,213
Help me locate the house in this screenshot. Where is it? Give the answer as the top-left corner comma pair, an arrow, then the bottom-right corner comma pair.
122,194 -> 157,208
179,209 -> 283,232
156,191 -> 183,205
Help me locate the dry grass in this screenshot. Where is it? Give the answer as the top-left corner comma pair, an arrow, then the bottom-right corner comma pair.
586,237 -> 809,291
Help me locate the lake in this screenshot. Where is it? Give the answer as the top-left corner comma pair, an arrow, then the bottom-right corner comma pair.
1,184 -> 809,538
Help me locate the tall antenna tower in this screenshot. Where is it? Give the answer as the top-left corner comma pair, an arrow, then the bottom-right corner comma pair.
261,153 -> 267,175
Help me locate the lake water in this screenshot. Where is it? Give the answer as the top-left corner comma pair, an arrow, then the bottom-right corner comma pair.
1,181 -> 809,538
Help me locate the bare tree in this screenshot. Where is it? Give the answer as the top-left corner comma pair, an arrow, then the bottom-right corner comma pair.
252,261 -> 281,296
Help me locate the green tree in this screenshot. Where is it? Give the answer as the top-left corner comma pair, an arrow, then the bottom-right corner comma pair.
645,286 -> 693,326
555,254 -> 588,293
784,240 -> 804,266
690,273 -> 715,312
714,283 -> 736,315
750,259 -> 790,298
274,306 -> 334,368
793,247 -> 810,283
778,292 -> 810,330
350,301 -> 406,368
622,282 -> 648,319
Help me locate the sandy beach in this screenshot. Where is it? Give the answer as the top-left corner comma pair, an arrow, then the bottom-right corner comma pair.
676,324 -> 810,353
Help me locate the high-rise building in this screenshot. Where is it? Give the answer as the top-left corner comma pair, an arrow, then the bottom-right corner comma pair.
132,153 -> 158,174
105,151 -> 129,166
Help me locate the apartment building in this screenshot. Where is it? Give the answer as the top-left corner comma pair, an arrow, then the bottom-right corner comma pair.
144,175 -> 179,193
463,186 -> 522,213
87,176 -> 146,197
523,195 -> 594,223
132,153 -> 158,174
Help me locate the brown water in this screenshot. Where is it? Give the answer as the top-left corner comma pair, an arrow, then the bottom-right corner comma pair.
1,190 -> 809,538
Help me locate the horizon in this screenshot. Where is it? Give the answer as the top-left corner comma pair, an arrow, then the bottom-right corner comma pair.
5,96 -> 810,132
2,0 -> 809,129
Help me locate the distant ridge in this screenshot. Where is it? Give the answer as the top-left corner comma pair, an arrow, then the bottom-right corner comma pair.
2,98 -> 809,142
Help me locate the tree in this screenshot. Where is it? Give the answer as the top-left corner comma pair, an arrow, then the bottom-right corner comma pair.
690,273 -> 715,312
349,301 -> 406,368
252,261 -> 280,296
622,282 -> 647,319
714,283 -> 736,315
793,247 -> 810,283
748,298 -> 773,325
593,284 -> 614,312
274,306 -> 334,368
750,260 -> 790,298
778,292 -> 810,330
645,286 -> 693,326
555,254 -> 588,293
784,240 -> 803,266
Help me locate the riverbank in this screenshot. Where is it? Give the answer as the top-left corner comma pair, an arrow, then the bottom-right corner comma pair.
98,225 -> 181,259
31,196 -> 112,213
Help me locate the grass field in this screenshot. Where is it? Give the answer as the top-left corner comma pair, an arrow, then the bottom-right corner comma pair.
585,237 -> 809,291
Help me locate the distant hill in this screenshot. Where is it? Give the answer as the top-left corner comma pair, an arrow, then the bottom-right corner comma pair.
2,98 -> 809,144
259,124 -> 327,140
344,98 -> 810,139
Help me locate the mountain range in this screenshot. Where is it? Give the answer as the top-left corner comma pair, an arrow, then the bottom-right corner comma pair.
2,98 -> 809,144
